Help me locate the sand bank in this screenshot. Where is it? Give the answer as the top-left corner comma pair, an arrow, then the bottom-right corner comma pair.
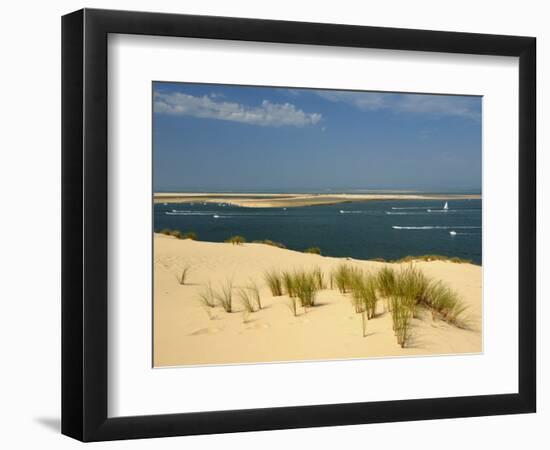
154,234 -> 482,367
154,192 -> 481,208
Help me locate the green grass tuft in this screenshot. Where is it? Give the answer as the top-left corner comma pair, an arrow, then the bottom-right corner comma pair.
424,281 -> 469,328
183,231 -> 197,240
177,264 -> 191,285
350,272 -> 378,319
237,287 -> 256,313
375,265 -> 469,332
252,239 -> 286,249
312,267 -> 326,290
332,264 -> 359,294
247,280 -> 262,310
392,254 -> 474,264
225,235 -> 246,245
197,282 -> 216,309
168,229 -> 183,239
281,271 -> 296,297
376,266 -> 397,300
292,270 -> 319,309
389,295 -> 413,348
304,247 -> 321,255
214,279 -> 234,312
264,270 -> 283,296
287,297 -> 299,317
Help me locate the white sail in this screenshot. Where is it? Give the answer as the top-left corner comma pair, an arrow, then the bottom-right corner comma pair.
443,201 -> 449,210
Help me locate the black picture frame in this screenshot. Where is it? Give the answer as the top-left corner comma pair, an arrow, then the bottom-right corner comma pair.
61,8 -> 536,442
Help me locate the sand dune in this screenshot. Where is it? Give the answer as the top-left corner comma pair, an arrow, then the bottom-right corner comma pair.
154,192 -> 481,208
154,234 -> 482,367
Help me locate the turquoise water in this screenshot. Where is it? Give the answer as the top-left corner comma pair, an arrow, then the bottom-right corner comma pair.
154,199 -> 482,264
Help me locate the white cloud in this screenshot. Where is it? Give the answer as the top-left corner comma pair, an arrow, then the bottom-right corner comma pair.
316,91 -> 480,120
154,91 -> 322,127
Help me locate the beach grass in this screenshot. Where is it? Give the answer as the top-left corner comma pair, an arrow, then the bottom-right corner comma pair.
197,282 -> 216,309
376,266 -> 397,298
237,287 -> 256,313
390,295 -> 413,348
304,247 -> 321,255
158,229 -> 198,240
312,267 -> 326,290
392,254 -> 473,264
350,272 -> 378,318
396,266 -> 430,318
247,280 -> 262,310
361,310 -> 368,337
424,281 -> 469,328
169,229 -> 183,239
287,297 -> 299,317
264,270 -> 284,296
177,264 -> 191,285
282,271 -> 296,297
375,264 -> 469,336
252,239 -> 286,249
214,279 -> 234,312
332,264 -> 356,294
225,235 -> 246,245
292,270 -> 319,309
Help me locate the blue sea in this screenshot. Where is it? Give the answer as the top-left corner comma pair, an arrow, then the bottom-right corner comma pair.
154,199 -> 482,264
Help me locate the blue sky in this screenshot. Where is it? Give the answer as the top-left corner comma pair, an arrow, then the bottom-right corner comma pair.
153,82 -> 481,193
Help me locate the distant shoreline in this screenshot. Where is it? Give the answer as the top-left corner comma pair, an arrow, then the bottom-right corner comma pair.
153,192 -> 482,208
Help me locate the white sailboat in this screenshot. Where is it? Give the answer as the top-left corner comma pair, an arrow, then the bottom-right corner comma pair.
427,201 -> 449,213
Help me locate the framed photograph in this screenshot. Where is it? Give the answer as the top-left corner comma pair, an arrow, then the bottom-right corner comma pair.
61,8 -> 536,441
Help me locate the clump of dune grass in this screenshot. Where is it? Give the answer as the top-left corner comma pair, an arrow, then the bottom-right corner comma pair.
264,270 -> 283,296
376,266 -> 397,298
182,231 -> 197,240
214,279 -> 234,312
332,264 -> 357,294
450,256 -> 473,264
281,271 -> 296,297
287,297 -> 299,317
376,266 -> 396,312
396,266 -> 430,318
159,228 -> 172,236
247,279 -> 262,309
169,229 -> 183,239
312,267 -> 326,290
237,287 -> 256,313
177,264 -> 191,285
424,281 -> 469,328
351,272 -> 378,319
390,295 -> 413,348
197,282 -> 216,309
225,235 -> 246,245
361,310 -> 368,337
392,254 -> 474,264
293,271 -> 319,309
377,264 -> 469,333
252,239 -> 286,249
304,247 -> 321,255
